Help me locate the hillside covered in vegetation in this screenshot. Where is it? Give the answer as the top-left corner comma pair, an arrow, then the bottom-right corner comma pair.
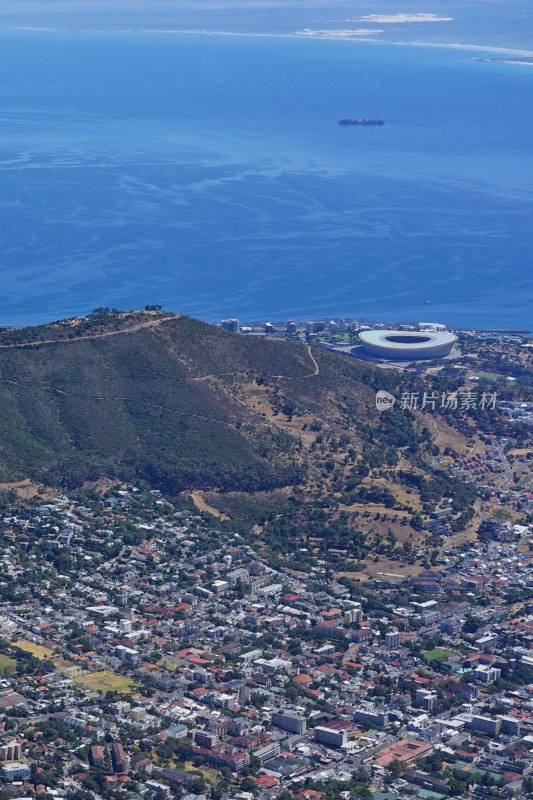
0,311 -> 403,493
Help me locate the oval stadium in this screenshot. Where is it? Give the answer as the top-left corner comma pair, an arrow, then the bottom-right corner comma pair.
358,329 -> 457,361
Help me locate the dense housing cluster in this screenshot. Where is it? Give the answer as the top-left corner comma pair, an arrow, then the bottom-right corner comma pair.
0,480 -> 532,800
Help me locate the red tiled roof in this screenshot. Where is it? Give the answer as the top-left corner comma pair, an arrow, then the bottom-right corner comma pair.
255,775 -> 279,788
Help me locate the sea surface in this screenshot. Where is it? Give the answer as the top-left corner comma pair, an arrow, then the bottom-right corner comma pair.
0,31 -> 532,328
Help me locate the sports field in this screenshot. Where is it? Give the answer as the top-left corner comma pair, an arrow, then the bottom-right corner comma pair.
74,670 -> 138,694
422,648 -> 456,662
12,639 -> 55,660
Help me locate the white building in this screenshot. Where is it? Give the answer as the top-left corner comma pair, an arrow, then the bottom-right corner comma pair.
2,762 -> 30,781
314,726 -> 348,748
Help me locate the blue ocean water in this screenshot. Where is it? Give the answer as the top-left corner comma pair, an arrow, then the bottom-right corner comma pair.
0,31 -> 532,328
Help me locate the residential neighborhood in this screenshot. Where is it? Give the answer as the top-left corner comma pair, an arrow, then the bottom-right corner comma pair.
0,479 -> 532,800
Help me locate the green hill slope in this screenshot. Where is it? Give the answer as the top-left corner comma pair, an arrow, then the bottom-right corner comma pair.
0,312 -> 402,494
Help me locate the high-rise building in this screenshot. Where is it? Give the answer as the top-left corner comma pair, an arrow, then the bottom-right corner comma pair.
253,742 -> 281,763
114,644 -> 140,666
238,684 -> 251,706
441,618 -> 461,635
111,743 -> 130,774
306,320 -> 325,335
194,730 -> 219,748
343,605 -> 362,625
271,710 -> 307,735
130,706 -> 147,722
385,630 -> 401,649
0,741 -> 21,762
354,706 -> 389,728
475,633 -> 498,652
470,715 -> 501,737
314,726 -> 347,748
416,689 -> 437,712
498,715 -> 521,736
221,319 -> 240,333
453,682 -> 479,701
474,665 -> 501,684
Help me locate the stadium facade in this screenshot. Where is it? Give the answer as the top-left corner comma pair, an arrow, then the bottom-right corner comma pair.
358,329 -> 457,360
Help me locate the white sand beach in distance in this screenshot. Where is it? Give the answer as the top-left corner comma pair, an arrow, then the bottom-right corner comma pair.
407,41 -> 533,57
497,60 -> 533,66
48,27 -> 532,60
354,14 -> 453,23
296,28 -> 384,38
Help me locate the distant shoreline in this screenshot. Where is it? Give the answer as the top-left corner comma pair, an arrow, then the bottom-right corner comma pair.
3,26 -> 533,60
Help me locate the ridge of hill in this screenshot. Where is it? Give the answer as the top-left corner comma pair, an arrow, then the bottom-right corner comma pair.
0,310 -> 407,493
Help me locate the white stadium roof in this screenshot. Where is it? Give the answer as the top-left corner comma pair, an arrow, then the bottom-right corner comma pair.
359,329 -> 457,360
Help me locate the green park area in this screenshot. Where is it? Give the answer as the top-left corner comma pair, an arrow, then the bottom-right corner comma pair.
0,654 -> 17,674
422,648 -> 456,662
157,658 -> 179,672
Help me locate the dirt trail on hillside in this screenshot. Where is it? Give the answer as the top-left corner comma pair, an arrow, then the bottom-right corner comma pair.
0,377 -> 240,428
188,343 -> 320,382
0,329 -> 320,432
